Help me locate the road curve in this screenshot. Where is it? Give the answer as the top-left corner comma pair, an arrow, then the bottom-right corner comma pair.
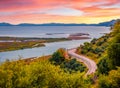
67,48 -> 97,75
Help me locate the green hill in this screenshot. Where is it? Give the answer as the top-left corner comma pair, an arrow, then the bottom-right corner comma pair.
76,19 -> 120,88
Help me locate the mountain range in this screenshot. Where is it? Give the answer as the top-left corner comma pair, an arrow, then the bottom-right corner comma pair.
0,19 -> 117,26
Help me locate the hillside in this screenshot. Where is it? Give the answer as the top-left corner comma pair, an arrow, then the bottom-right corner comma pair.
76,33 -> 111,62
0,48 -> 89,88
76,19 -> 120,88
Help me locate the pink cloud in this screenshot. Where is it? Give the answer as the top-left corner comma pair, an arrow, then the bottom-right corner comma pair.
69,0 -> 120,17
0,0 -> 120,13
0,0 -> 67,12
0,0 -> 120,23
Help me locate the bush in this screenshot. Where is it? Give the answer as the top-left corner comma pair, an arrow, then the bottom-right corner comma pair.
107,43 -> 120,69
97,57 -> 110,75
98,67 -> 120,88
0,60 -> 89,88
91,38 -> 97,44
61,59 -> 86,73
98,75 -> 111,88
50,48 -> 66,65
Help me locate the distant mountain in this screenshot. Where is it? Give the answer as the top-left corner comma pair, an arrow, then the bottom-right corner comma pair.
18,23 -> 89,26
80,20 -> 116,26
95,20 -> 116,26
0,23 -> 12,26
0,19 -> 117,26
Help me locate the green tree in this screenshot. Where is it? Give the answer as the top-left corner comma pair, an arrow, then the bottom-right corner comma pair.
112,20 -> 120,35
97,57 -> 110,74
50,48 -> 66,65
107,33 -> 120,68
98,75 -> 111,88
107,42 -> 120,69
98,67 -> 120,88
0,60 -> 90,88
107,21 -> 120,69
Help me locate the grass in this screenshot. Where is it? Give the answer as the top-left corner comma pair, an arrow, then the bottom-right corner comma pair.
0,41 -> 45,52
0,37 -> 71,52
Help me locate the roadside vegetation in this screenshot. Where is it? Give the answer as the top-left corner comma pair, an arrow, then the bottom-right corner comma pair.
76,34 -> 111,62
0,49 -> 90,88
49,48 -> 86,73
76,19 -> 120,88
0,37 -> 70,52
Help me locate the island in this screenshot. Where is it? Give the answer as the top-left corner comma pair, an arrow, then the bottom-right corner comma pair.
0,32 -> 91,52
0,37 -> 70,52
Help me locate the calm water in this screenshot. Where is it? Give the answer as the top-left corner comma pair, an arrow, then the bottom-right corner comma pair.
0,26 -> 110,62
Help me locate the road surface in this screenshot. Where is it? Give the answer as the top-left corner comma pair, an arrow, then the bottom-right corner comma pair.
68,48 -> 97,75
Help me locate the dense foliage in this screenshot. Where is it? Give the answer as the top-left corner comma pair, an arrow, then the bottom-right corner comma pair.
77,20 -> 120,87
0,60 -> 90,88
76,34 -> 110,61
98,67 -> 120,88
50,48 -> 66,65
60,59 -> 86,73
97,56 -> 110,75
107,34 -> 120,69
50,48 -> 86,73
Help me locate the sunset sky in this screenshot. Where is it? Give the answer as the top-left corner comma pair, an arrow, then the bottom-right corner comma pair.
0,0 -> 120,24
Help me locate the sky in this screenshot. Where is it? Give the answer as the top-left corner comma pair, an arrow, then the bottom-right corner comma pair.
0,0 -> 120,24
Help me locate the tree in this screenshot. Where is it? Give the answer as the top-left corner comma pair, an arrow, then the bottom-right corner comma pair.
98,67 -> 120,88
107,23 -> 120,69
107,43 -> 120,69
91,38 -> 97,44
50,48 -> 66,65
112,20 -> 120,35
97,57 -> 110,74
98,75 -> 112,88
0,59 -> 90,88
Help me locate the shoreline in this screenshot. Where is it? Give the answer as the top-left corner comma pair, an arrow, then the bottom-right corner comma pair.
0,37 -> 70,52
0,35 -> 91,52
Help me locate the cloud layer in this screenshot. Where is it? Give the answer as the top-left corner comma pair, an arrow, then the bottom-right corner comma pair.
0,0 -> 120,24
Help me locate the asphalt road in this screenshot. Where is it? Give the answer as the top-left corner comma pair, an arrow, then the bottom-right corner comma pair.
68,48 -> 97,75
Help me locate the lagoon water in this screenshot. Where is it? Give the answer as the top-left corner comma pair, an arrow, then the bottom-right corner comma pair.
0,26 -> 110,62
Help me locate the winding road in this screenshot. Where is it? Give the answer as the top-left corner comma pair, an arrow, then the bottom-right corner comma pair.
68,48 -> 97,76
